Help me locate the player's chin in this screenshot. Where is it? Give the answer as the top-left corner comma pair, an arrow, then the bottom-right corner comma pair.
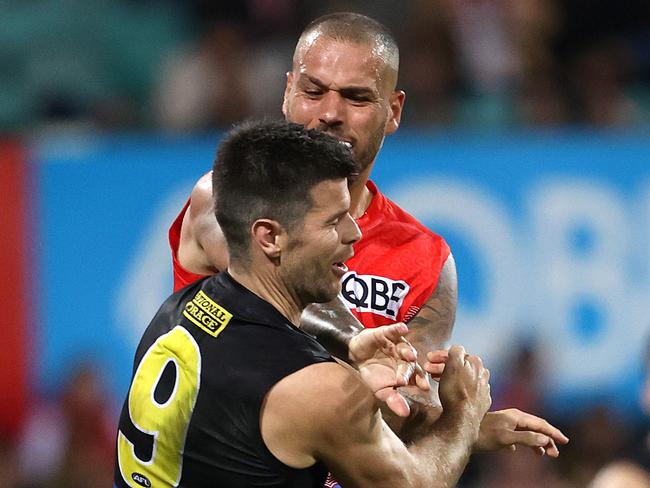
323,280 -> 342,303
306,279 -> 341,305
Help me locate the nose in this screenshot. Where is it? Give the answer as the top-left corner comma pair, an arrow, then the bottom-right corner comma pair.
340,213 -> 362,245
318,91 -> 345,128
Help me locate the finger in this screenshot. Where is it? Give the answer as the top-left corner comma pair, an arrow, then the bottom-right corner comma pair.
446,345 -> 466,369
465,354 -> 484,377
380,323 -> 409,345
426,350 -> 449,363
424,350 -> 448,378
423,361 -> 445,378
440,346 -> 468,383
511,410 -> 570,445
506,427 -> 561,457
395,360 -> 416,387
369,324 -> 407,356
413,363 -> 431,391
395,340 -> 417,363
378,389 -> 411,418
504,431 -> 551,452
544,438 -> 560,458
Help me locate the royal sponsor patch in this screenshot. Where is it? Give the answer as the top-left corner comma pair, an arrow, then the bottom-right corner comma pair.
183,290 -> 232,337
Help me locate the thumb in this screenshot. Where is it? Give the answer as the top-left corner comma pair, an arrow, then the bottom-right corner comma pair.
377,389 -> 410,418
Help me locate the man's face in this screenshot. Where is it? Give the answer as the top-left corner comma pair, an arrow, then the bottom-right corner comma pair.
278,178 -> 361,307
283,37 -> 404,173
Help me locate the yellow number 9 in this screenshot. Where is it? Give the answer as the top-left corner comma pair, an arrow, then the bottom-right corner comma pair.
117,326 -> 201,487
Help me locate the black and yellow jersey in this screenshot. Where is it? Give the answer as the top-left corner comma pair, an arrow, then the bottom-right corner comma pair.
114,272 -> 333,488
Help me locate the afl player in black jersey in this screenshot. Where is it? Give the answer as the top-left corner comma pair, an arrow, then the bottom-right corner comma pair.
114,120 -> 561,487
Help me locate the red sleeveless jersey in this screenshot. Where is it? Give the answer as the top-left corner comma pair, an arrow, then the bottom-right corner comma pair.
341,181 -> 450,327
169,181 -> 450,325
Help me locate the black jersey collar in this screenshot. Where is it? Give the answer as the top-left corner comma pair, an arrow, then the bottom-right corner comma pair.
205,272 -> 307,334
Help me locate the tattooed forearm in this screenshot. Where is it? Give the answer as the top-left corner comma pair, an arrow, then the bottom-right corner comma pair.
389,255 -> 458,409
300,295 -> 364,361
406,254 -> 458,355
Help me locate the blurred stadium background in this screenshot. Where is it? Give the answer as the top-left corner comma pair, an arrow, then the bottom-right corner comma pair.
1,0 -> 650,486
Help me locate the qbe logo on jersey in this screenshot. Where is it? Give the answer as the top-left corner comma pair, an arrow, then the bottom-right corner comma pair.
340,271 -> 410,319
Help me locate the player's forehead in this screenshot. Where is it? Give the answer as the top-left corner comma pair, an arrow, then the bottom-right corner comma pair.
295,36 -> 386,90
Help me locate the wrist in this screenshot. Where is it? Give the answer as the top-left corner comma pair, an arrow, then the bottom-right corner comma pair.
436,401 -> 482,446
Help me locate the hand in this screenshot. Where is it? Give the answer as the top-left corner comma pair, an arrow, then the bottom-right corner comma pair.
438,345 -> 492,430
350,323 -> 431,417
380,389 -> 443,443
475,408 -> 570,457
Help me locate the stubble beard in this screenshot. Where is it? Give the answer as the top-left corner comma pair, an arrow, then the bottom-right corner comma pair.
355,120 -> 386,174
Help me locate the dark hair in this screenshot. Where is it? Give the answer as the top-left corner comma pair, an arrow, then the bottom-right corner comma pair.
212,119 -> 359,263
295,12 -> 399,73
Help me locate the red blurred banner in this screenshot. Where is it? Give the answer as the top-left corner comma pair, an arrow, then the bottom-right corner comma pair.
0,140 -> 30,440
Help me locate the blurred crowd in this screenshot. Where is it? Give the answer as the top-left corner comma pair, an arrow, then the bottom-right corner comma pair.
1,340 -> 648,487
1,0 -> 650,132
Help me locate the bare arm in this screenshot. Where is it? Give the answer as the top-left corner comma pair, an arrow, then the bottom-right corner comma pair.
406,253 -> 457,356
300,295 -> 364,361
177,172 -> 229,275
260,345 -> 491,488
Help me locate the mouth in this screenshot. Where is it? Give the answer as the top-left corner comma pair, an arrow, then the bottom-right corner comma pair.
321,130 -> 353,150
332,249 -> 354,277
332,261 -> 349,278
339,140 -> 353,150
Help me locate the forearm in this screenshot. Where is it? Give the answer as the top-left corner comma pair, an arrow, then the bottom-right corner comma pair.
404,253 -> 457,354
407,408 -> 479,488
300,295 -> 363,362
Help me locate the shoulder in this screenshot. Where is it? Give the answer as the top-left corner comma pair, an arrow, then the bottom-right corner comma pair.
188,172 -> 214,217
179,171 -> 228,273
261,362 -> 379,466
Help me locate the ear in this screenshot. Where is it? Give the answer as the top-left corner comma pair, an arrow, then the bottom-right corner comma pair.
282,71 -> 294,118
251,219 -> 284,260
385,90 -> 405,135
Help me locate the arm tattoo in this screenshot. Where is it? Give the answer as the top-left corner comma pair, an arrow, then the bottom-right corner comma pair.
392,255 -> 457,410
406,254 -> 458,353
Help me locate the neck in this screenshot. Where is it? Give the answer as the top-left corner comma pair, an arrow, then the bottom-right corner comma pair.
348,163 -> 374,219
228,264 -> 303,326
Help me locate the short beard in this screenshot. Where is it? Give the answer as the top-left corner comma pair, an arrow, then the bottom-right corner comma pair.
355,119 -> 386,173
